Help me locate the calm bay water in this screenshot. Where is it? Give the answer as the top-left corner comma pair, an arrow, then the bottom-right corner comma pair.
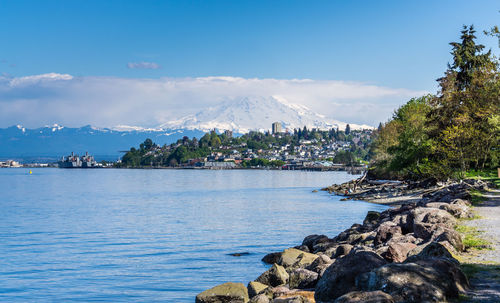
0,168 -> 388,302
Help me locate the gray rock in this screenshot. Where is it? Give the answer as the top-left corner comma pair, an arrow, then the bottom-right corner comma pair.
262,252 -> 282,264
279,248 -> 318,268
334,291 -> 395,303
411,207 -> 456,228
293,245 -> 310,253
263,286 -> 290,299
413,222 -> 448,240
374,221 -> 402,245
391,213 -> 412,234
312,241 -> 338,254
306,254 -> 333,277
248,281 -> 268,298
315,250 -> 387,302
363,211 -> 381,225
426,202 -> 472,219
383,242 -> 417,263
196,282 -> 249,303
302,234 -> 329,251
356,258 -> 469,302
288,268 -> 318,289
435,228 -> 464,252
405,242 -> 458,264
386,233 -> 418,246
256,264 -> 289,287
333,244 -> 353,258
249,294 -> 270,303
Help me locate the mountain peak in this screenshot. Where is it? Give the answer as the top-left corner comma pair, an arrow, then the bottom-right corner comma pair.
159,96 -> 372,133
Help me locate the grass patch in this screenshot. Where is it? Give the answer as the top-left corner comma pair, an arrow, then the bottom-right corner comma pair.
466,169 -> 500,188
455,224 -> 492,250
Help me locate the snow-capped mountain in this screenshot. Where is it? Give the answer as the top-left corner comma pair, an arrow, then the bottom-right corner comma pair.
159,96 -> 372,133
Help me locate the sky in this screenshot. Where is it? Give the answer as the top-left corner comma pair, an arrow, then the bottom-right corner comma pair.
0,0 -> 498,128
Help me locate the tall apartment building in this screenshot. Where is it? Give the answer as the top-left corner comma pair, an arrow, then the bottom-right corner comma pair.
272,122 -> 282,134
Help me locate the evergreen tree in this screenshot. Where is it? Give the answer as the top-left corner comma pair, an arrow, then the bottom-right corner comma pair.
448,25 -> 491,91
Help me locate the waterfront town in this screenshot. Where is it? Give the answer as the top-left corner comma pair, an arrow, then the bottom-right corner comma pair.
117,123 -> 372,170
0,123 -> 373,171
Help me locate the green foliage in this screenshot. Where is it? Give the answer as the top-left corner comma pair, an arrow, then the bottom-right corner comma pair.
466,169 -> 500,188
333,150 -> 355,165
371,96 -> 434,179
371,25 -> 500,180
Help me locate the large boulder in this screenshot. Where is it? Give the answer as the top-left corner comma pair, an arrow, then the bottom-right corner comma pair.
315,250 -> 387,302
386,233 -> 419,246
405,242 -> 458,264
302,234 -> 329,252
383,242 -> 417,263
248,281 -> 269,298
306,254 -> 333,277
413,222 -> 450,241
426,202 -> 472,219
374,222 -> 402,245
312,241 -> 338,253
288,268 -> 318,289
334,291 -> 394,303
263,252 -> 283,264
256,264 -> 289,287
333,244 -> 353,258
356,258 -> 469,302
279,248 -> 318,268
196,282 -> 249,303
411,207 -> 456,228
435,228 -> 464,252
363,211 -> 381,225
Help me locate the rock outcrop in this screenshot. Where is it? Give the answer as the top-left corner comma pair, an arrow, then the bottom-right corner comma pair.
197,179 -> 488,303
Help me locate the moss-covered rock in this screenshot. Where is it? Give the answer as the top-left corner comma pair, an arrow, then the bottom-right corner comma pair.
196,282 -> 249,303
247,281 -> 268,298
255,264 -> 289,287
279,248 -> 318,268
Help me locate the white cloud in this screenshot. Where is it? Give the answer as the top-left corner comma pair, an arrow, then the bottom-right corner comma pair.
126,62 -> 161,69
0,74 -> 427,128
8,73 -> 73,86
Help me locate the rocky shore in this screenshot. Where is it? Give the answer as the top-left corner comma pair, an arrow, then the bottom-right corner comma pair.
196,177 -> 492,303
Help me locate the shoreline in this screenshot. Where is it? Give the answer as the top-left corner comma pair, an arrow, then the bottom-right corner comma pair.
196,176 -> 494,303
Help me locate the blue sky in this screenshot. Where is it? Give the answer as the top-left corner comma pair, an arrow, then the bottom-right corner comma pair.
0,1 -> 498,128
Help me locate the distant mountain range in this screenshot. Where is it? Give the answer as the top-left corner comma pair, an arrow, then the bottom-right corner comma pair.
0,125 -> 204,161
0,96 -> 372,161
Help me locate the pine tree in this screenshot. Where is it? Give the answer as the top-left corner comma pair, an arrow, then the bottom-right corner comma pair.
345,124 -> 351,135
449,25 -> 491,91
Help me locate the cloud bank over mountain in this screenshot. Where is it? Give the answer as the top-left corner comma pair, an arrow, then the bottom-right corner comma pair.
0,73 -> 427,128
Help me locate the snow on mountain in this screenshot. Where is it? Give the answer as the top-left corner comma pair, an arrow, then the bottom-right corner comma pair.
159,96 -> 372,133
